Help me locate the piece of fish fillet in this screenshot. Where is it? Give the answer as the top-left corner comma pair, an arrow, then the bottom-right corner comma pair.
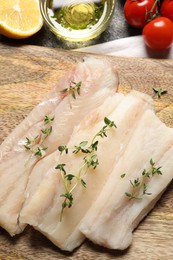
0,67 -> 67,160
79,109 -> 173,250
0,57 -> 119,236
20,91 -> 153,251
20,93 -> 124,206
1,56 -> 118,159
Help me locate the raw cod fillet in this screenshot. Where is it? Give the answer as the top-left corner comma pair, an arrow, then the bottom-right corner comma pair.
79,109 -> 173,250
1,57 -> 118,159
19,93 -> 123,208
0,57 -> 119,236
20,91 -> 153,251
1,56 -> 173,253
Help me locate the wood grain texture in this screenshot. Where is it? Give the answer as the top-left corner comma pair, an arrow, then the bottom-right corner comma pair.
0,43 -> 173,260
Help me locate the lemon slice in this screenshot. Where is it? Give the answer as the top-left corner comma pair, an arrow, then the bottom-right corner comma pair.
0,0 -> 43,39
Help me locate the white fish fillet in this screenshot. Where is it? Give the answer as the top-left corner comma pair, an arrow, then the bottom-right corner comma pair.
20,93 -> 124,206
0,69 -> 66,160
1,57 -> 118,159
1,57 -> 172,253
20,91 -> 153,251
79,109 -> 173,250
0,57 -> 119,236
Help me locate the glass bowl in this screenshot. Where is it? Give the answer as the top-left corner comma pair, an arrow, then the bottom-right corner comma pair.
39,0 -> 116,42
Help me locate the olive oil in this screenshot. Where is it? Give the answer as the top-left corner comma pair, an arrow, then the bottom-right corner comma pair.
41,0 -> 116,42
53,2 -> 104,30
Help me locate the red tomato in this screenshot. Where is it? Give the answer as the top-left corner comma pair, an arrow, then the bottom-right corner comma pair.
142,17 -> 173,50
160,0 -> 173,21
124,0 -> 158,28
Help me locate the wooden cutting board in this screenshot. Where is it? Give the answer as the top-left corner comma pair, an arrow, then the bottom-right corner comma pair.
0,43 -> 173,260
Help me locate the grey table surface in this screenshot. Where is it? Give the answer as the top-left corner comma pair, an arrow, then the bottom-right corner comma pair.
0,0 -> 141,50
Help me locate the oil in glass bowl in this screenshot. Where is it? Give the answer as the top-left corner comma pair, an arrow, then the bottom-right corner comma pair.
40,0 -> 116,42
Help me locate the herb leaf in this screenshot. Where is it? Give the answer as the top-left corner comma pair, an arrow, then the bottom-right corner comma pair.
58,145 -> 68,155
153,87 -> 168,98
41,126 -> 52,136
34,146 -> 48,157
121,173 -> 126,179
84,154 -> 99,169
44,115 -> 55,124
55,163 -> 66,175
81,179 -> 87,188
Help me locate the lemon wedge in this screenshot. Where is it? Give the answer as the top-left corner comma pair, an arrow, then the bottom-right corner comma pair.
0,0 -> 43,39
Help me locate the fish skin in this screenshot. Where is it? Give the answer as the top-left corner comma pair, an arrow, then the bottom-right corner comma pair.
20,91 -> 153,251
0,57 -> 119,236
79,109 -> 173,250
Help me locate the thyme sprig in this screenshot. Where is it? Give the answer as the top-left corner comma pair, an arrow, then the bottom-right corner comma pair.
40,115 -> 55,142
58,145 -> 68,155
44,114 -> 55,125
24,114 -> 55,160
56,117 -> 117,221
153,87 -> 168,98
34,146 -> 48,157
24,135 -> 39,150
124,159 -> 162,200
61,81 -> 82,109
149,158 -> 162,175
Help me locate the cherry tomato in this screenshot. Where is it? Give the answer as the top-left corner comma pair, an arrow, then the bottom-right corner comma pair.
124,0 -> 158,28
160,0 -> 173,21
142,17 -> 173,50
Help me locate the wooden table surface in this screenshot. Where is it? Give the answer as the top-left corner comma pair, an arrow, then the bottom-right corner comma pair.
0,43 -> 173,260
